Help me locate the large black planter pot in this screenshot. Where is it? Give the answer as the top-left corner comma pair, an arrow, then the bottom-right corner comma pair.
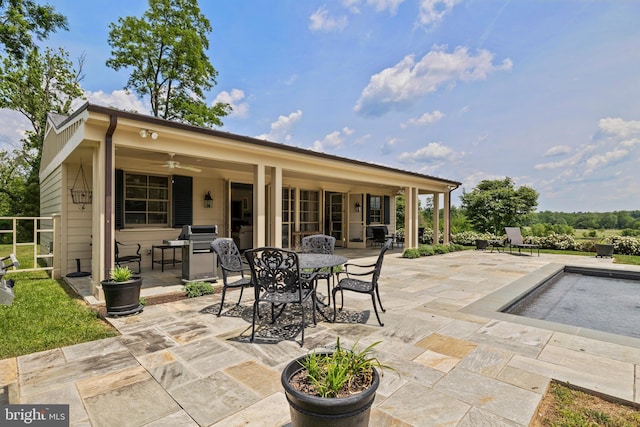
101,277 -> 143,317
595,244 -> 614,258
281,353 -> 379,427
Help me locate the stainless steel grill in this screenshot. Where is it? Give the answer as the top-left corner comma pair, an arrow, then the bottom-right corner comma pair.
178,225 -> 218,282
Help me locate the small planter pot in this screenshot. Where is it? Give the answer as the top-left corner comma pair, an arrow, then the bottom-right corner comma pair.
101,277 -> 143,317
595,244 -> 614,258
281,353 -> 379,427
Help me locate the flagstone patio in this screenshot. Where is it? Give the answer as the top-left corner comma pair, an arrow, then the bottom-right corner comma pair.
2,249 -> 639,426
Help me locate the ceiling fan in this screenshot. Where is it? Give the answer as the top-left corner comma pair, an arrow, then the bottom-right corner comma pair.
158,153 -> 202,173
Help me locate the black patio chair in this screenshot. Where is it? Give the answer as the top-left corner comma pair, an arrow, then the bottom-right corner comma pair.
245,247 -> 317,347
210,238 -> 254,316
115,241 -> 142,274
332,238 -> 392,326
301,234 -> 336,302
371,227 -> 387,247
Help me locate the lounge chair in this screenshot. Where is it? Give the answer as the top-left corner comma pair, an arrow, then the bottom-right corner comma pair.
504,227 -> 539,256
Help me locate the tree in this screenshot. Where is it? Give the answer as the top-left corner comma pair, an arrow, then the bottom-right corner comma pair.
106,0 -> 230,127
460,177 -> 538,234
0,0 -> 67,60
0,47 -> 84,217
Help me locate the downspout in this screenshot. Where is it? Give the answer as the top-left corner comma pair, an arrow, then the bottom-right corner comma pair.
104,115 -> 117,275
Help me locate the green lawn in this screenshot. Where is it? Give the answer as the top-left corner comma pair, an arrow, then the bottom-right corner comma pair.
0,271 -> 118,359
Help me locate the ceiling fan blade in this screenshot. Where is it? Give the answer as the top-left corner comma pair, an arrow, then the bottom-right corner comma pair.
177,164 -> 202,172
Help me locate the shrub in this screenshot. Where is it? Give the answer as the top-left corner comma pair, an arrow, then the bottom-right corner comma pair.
418,246 -> 435,256
609,236 -> 640,256
402,248 -> 420,259
432,244 -> 449,254
184,281 -> 215,298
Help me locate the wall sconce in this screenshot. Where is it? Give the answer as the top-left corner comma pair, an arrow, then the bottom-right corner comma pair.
204,191 -> 213,208
355,202 -> 361,212
139,129 -> 158,140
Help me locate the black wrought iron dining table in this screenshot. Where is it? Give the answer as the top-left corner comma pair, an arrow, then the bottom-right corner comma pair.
297,252 -> 348,320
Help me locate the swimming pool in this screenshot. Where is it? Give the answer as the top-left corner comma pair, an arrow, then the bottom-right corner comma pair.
462,263 -> 640,347
502,266 -> 640,339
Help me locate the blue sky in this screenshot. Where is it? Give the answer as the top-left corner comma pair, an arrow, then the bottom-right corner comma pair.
2,0 -> 640,212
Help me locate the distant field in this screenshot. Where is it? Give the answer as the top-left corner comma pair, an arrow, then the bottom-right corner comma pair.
573,229 -> 623,239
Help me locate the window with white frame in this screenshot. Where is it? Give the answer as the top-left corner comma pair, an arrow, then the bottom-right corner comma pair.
369,195 -> 382,223
124,173 -> 169,226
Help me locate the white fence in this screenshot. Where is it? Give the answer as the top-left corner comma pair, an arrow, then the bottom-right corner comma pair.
0,216 -> 57,273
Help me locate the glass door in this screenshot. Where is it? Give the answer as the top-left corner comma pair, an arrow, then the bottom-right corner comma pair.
330,193 -> 344,247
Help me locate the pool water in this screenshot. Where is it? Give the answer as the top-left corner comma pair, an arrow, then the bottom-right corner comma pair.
504,268 -> 640,339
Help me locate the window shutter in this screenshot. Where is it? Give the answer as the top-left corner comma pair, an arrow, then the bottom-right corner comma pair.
172,175 -> 193,227
365,194 -> 371,225
384,196 -> 390,224
115,169 -> 124,229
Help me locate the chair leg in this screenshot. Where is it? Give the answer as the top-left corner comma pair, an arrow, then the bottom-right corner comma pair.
375,288 -> 385,313
217,287 -> 228,316
250,301 -> 259,342
332,287 -> 338,322
236,286 -> 244,305
370,294 -> 384,327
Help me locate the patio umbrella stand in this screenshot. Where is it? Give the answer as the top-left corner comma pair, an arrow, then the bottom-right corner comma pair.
66,259 -> 91,278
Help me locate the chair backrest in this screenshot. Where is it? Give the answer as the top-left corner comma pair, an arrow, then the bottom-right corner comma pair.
372,239 -> 393,285
211,238 -> 244,279
372,227 -> 386,242
245,247 -> 301,294
505,227 -> 525,245
301,234 -> 336,254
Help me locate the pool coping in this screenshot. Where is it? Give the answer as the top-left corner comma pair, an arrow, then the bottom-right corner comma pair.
461,263 -> 640,349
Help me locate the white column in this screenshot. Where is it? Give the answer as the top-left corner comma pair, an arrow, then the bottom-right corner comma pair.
254,164 -> 266,247
443,190 -> 451,244
432,193 -> 440,244
271,166 -> 283,246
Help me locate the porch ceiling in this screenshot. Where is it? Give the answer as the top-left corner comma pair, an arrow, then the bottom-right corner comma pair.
113,147 -> 404,191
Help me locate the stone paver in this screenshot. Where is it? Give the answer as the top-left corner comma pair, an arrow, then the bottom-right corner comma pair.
4,250 -> 640,426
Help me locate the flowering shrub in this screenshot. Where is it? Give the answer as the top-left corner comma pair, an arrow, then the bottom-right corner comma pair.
450,231 -> 501,246
608,236 -> 640,256
532,233 -> 579,251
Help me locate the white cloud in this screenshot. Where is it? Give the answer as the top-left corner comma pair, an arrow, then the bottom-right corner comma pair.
85,89 -> 149,114
342,0 -> 361,13
585,149 -> 628,174
213,89 -> 249,118
598,117 -> 640,139
367,0 -> 405,14
311,127 -> 355,152
598,117 -> 640,147
354,46 -> 512,116
471,133 -> 488,147
0,109 -> 30,151
309,7 -> 348,32
418,0 -> 462,26
398,141 -> 463,162
544,145 -> 572,157
312,130 -> 344,152
255,110 -> 302,143
400,110 -> 444,128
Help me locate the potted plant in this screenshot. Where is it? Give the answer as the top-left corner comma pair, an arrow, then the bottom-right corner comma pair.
100,265 -> 143,317
595,239 -> 614,258
281,338 -> 388,427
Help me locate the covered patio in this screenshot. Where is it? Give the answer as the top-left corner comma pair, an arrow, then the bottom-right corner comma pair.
41,103 -> 459,303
